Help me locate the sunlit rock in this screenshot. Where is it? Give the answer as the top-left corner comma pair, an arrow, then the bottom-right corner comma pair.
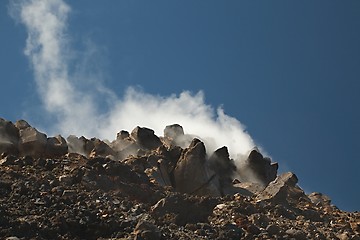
174,138 -> 221,196
16,120 -> 47,157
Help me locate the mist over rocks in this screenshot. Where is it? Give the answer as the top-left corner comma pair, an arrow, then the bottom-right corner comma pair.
0,117 -> 359,239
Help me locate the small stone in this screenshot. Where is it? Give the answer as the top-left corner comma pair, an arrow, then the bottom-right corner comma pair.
337,232 -> 350,240
62,190 -> 76,197
58,175 -> 73,185
285,228 -> 307,240
6,237 -> 20,240
246,224 -> 261,235
266,224 -> 280,236
34,198 -> 46,205
134,220 -> 161,240
0,155 -> 16,166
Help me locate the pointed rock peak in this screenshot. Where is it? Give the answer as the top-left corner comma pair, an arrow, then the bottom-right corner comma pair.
212,146 -> 230,159
131,126 -> 162,150
247,148 -> 263,162
116,130 -> 130,140
15,119 -> 31,130
188,138 -> 203,149
164,124 -> 184,139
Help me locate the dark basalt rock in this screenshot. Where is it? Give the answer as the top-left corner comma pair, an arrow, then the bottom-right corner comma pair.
244,149 -> 278,186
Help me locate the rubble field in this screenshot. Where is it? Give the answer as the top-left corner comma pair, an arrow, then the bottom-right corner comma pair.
0,118 -> 359,239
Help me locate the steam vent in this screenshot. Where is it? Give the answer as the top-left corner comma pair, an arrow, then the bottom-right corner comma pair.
0,117 -> 359,239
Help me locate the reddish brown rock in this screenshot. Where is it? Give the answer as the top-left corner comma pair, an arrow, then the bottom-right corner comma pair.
131,126 -> 163,150
45,135 -> 68,157
16,120 -> 47,157
173,139 -> 221,196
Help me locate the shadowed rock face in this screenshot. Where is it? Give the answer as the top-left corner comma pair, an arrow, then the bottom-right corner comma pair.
244,149 -> 278,186
0,118 -> 280,196
45,135 -> 68,157
0,117 -> 358,239
131,126 -> 163,150
174,138 -> 221,197
164,124 -> 184,140
0,118 -> 19,155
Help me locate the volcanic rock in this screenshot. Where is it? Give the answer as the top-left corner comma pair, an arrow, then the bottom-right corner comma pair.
133,220 -> 161,240
208,146 -> 237,195
0,118 -> 19,155
151,193 -> 218,226
89,138 -> 115,158
0,117 -> 359,240
164,124 -> 184,140
66,135 -> 95,157
17,121 -> 47,157
131,126 -> 163,150
242,148 -> 278,186
255,172 -> 304,204
117,130 -> 130,140
173,138 -> 221,196
45,135 -> 68,157
308,192 -> 331,206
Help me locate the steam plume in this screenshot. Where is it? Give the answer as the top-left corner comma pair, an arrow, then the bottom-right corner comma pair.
10,0 -> 256,160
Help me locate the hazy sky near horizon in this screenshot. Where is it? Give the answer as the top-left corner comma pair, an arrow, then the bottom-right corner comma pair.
1,0 -> 360,211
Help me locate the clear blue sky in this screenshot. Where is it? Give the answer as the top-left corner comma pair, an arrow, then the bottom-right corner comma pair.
1,1 -> 359,211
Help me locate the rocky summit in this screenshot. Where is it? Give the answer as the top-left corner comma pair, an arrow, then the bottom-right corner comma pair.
0,118 -> 359,240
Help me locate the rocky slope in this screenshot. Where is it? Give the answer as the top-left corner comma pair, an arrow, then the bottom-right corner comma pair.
0,117 -> 359,240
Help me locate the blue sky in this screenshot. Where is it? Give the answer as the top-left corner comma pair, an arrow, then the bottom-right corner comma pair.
1,1 -> 359,211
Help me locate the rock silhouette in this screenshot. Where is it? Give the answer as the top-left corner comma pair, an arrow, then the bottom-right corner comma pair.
0,117 -> 359,239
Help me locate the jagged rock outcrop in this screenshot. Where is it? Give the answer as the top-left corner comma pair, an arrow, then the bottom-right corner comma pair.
16,120 -> 47,157
151,193 -> 218,226
67,135 -> 95,157
45,135 -> 68,157
255,172 -> 306,204
0,117 -> 359,239
240,148 -> 278,186
110,130 -> 139,159
164,124 -> 184,139
131,126 -> 162,150
174,138 -> 221,196
0,118 -> 19,155
208,146 -> 237,195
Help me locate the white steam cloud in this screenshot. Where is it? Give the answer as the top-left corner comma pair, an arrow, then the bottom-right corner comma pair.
10,0 -> 256,159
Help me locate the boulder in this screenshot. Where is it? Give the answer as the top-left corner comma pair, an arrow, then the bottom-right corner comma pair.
0,118 -> 19,155
208,146 -> 237,195
308,192 -> 331,206
89,138 -> 115,158
67,135 -> 94,157
110,133 -> 138,160
255,172 -> 301,204
133,220 -> 161,240
116,130 -> 130,140
151,193 -> 218,226
17,121 -> 47,157
45,135 -> 68,157
233,182 -> 265,195
164,124 -> 184,140
145,159 -> 172,187
131,126 -> 163,150
14,119 -> 30,130
173,139 -> 221,196
242,148 -> 278,186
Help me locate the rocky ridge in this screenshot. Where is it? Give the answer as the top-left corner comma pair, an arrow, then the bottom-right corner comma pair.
0,117 -> 359,239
